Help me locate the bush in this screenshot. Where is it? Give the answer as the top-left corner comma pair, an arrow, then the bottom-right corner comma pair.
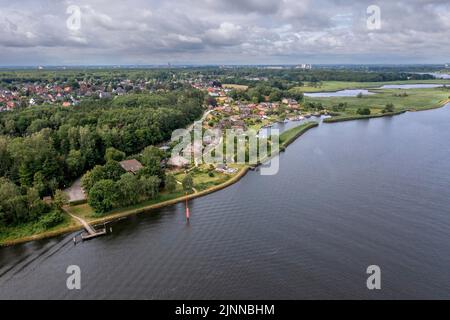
382,103 -> 395,113
182,174 -> 194,192
208,171 -> 215,177
105,147 -> 126,162
88,179 -> 119,214
39,211 -> 64,229
81,161 -> 124,193
165,174 -> 177,193
117,173 -> 140,206
356,108 -> 371,115
190,167 -> 200,174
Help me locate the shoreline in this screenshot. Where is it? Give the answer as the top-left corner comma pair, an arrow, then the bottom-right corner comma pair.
323,110 -> 407,123
1,166 -> 250,247
2,99 -> 449,247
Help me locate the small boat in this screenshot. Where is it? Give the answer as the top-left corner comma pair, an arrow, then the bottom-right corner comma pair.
304,113 -> 312,118
298,116 -> 305,120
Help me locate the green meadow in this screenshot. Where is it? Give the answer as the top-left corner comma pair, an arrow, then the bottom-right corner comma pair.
306,87 -> 450,115
291,80 -> 450,93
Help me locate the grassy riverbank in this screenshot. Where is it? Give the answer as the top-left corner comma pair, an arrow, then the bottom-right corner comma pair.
0,213 -> 80,245
308,87 -> 450,112
279,122 -> 319,147
323,111 -> 407,123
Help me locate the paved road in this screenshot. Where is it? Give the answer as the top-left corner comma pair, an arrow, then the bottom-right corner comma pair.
63,178 -> 86,202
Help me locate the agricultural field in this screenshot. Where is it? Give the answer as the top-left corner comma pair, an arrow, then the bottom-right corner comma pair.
222,84 -> 249,91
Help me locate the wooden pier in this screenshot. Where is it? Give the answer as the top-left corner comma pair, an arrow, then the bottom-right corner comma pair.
68,213 -> 107,241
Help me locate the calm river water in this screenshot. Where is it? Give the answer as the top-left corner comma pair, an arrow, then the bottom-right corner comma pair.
1,104 -> 450,299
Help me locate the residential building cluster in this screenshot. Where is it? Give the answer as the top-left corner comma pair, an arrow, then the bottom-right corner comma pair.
0,78 -> 158,111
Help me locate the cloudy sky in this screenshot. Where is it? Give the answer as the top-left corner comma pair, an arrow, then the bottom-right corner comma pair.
1,0 -> 449,66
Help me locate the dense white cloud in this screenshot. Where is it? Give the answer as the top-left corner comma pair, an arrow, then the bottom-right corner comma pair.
0,0 -> 449,65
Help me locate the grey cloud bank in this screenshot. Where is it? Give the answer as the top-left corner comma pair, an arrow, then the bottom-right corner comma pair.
0,0 -> 449,65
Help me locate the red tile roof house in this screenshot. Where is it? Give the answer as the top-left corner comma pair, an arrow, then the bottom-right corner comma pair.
119,159 -> 144,174
6,101 -> 15,110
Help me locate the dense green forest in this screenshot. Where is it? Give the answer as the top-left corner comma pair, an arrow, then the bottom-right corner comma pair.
0,69 -> 180,87
0,89 -> 204,226
217,68 -> 434,87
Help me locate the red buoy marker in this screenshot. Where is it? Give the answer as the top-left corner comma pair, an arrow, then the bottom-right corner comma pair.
185,193 -> 190,222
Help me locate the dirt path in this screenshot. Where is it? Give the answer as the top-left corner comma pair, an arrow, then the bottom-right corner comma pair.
65,210 -> 96,235
63,178 -> 86,203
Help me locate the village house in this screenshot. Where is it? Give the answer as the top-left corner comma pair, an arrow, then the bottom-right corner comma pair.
113,87 -> 126,95
119,159 -> 144,174
215,163 -> 237,174
217,118 -> 233,130
167,155 -> 190,168
282,98 -> 298,105
99,91 -> 112,99
238,104 -> 251,116
6,101 -> 15,111
230,117 -> 247,131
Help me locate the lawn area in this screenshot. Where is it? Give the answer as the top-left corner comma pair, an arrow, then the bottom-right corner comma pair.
66,203 -> 95,220
174,166 -> 233,191
291,80 -> 450,93
306,87 -> 450,115
247,117 -> 277,131
66,184 -> 187,222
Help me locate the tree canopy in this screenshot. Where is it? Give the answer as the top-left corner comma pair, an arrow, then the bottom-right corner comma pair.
0,89 -> 204,226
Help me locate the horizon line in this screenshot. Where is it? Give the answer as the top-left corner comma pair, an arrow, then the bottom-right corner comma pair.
0,63 -> 448,68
